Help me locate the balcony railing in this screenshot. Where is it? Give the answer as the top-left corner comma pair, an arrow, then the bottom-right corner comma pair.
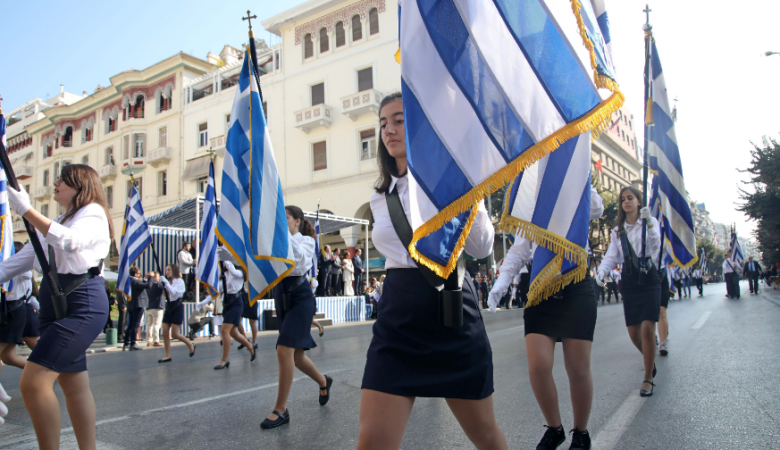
340,89 -> 383,121
33,186 -> 52,200
121,157 -> 146,174
210,135 -> 226,150
14,166 -> 33,179
147,147 -> 171,167
98,165 -> 117,181
62,139 -> 72,148
294,104 -> 334,134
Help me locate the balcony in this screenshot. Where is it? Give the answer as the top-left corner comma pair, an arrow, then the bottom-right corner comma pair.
98,165 -> 117,181
121,157 -> 146,175
34,186 -> 52,200
147,147 -> 171,167
340,89 -> 383,121
13,166 -> 33,179
294,104 -> 334,134
210,135 -> 226,151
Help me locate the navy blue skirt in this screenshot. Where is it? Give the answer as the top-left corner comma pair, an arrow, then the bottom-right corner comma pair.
241,296 -> 259,320
274,278 -> 317,350
361,268 -> 493,400
30,275 -> 108,373
524,275 -> 597,342
0,301 -> 27,344
222,293 -> 244,326
162,301 -> 184,326
23,302 -> 40,338
620,264 -> 661,327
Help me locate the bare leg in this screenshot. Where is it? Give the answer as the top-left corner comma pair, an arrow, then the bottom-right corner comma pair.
58,371 -> 97,450
249,319 -> 258,344
229,327 -> 254,357
161,323 -> 172,360
447,396 -> 509,450
657,307 -> 668,344
293,348 -> 326,389
640,320 -> 657,386
237,323 -> 247,339
357,389 -> 415,450
525,333 -> 561,428
562,339 -> 593,431
269,345 -> 295,420
23,336 -> 39,350
626,324 -> 643,352
171,324 -> 193,353
0,343 -> 26,370
19,361 -> 64,450
220,323 -> 234,364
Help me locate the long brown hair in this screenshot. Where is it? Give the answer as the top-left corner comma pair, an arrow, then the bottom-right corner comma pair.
374,92 -> 404,194
166,264 -> 181,281
614,186 -> 644,235
285,205 -> 316,239
58,164 -> 114,239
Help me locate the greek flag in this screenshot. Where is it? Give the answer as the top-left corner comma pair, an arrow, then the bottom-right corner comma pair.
197,161 -> 219,296
117,184 -> 152,299
0,114 -> 14,293
729,229 -> 744,266
699,249 -> 707,274
647,40 -> 697,269
216,49 -> 294,304
399,0 -> 623,280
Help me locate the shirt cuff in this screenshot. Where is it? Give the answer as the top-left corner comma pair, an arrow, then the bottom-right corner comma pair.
44,221 -> 68,247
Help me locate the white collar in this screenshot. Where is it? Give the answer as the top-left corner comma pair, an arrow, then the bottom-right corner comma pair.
387,173 -> 408,194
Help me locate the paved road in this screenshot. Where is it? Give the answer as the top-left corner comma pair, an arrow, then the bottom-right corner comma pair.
1,279 -> 778,449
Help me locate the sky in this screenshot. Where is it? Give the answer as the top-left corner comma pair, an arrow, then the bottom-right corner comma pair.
2,0 -> 778,239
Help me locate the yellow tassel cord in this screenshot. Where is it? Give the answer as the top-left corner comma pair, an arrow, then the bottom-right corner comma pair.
569,0 -> 620,93
499,215 -> 589,268
525,253 -> 588,307
395,47 -> 401,64
0,215 -> 9,295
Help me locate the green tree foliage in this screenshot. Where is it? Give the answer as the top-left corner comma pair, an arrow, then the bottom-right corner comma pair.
696,238 -> 725,276
737,137 -> 780,266
590,176 -> 618,254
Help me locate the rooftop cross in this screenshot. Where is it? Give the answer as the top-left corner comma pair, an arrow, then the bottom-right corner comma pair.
242,10 -> 257,31
643,4 -> 652,25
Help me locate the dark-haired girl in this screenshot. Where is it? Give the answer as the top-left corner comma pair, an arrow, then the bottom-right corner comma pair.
357,94 -> 508,450
261,205 -> 331,429
158,264 -> 196,363
597,186 -> 661,397
0,164 -> 111,448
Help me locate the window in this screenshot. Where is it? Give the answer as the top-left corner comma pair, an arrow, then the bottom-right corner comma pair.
53,162 -> 60,181
225,114 -> 231,134
262,102 -> 268,119
41,204 -> 49,218
62,127 -> 73,148
44,143 -> 52,159
158,171 -> 167,196
311,83 -> 325,106
42,170 -> 49,187
157,92 -> 171,113
134,134 -> 145,157
105,147 -> 114,165
81,155 -> 88,165
158,126 -> 167,148
105,186 -> 113,209
123,135 -> 130,160
335,21 -> 346,47
304,33 -> 314,59
319,28 -> 329,53
106,116 -> 116,134
358,67 -> 373,92
127,177 -> 142,200
198,123 -> 208,147
312,141 -> 327,171
369,8 -> 379,35
352,15 -> 362,41
197,177 -> 208,194
360,129 -> 377,160
133,95 -> 145,119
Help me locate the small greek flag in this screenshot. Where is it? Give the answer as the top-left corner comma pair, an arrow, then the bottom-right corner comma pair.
0,114 -> 15,293
699,249 -> 707,274
197,161 -> 219,296
117,184 -> 152,299
729,229 -> 744,266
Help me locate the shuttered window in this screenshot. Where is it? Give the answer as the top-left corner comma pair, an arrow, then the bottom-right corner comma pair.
304,33 -> 314,59
358,68 -> 373,92
336,21 -> 346,47
319,28 -> 329,53
312,141 -> 327,171
311,83 -> 325,106
352,15 -> 362,41
369,8 -> 379,35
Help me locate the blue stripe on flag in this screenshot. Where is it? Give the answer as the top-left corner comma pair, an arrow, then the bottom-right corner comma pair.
529,136 -> 578,229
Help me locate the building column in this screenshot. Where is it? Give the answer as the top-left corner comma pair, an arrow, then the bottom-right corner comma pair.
340,225 -> 362,258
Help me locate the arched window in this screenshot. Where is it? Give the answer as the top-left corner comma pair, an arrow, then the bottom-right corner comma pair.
319,28 -> 329,53
62,126 -> 73,148
369,8 -> 379,35
134,94 -> 145,119
105,146 -> 114,166
335,21 -> 346,47
352,15 -> 362,41
304,33 -> 314,59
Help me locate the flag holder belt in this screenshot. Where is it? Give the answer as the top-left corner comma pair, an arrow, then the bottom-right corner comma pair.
386,186 -> 464,329
46,246 -> 103,318
282,276 -> 307,311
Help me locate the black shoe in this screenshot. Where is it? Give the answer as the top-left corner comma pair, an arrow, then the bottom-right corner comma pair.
237,343 -> 245,350
319,375 -> 333,406
536,425 -> 566,450
158,358 -> 172,363
214,361 -> 230,370
652,363 -> 657,379
253,343 -> 258,351
260,409 -> 290,429
129,345 -> 141,351
122,344 -> 128,351
640,380 -> 655,397
569,429 -> 590,450
250,348 -> 257,362
190,344 -> 197,357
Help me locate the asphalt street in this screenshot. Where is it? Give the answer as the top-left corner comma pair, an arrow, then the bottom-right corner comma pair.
1,279 -> 778,449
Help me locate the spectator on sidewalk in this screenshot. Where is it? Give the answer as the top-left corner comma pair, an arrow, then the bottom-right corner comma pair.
178,241 -> 196,297
146,273 -> 166,347
316,245 -> 334,297
353,249 -> 365,295
331,248 -> 342,296
116,286 -> 127,342
123,267 -> 154,351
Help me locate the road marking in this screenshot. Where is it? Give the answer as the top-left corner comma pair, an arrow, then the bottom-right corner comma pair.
691,311 -> 712,329
590,392 -> 647,450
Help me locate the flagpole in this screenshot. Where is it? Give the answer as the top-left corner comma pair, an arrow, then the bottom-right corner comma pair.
640,5 -> 654,285
129,172 -> 169,302
243,10 -> 264,103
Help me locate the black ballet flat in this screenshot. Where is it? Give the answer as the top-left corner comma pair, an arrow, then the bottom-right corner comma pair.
214,361 -> 230,370
237,343 -> 245,350
253,343 -> 258,351
640,380 -> 655,397
250,348 -> 257,362
260,409 -> 290,429
536,424 -> 565,450
319,375 -> 333,406
158,358 -> 172,363
569,429 -> 591,450
190,344 -> 197,357
652,363 -> 657,379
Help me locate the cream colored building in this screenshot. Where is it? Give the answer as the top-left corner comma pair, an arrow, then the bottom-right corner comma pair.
592,106 -> 642,193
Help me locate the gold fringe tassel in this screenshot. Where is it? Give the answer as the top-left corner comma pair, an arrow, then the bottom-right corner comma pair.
395,47 -> 401,64
499,215 -> 589,268
525,254 -> 588,307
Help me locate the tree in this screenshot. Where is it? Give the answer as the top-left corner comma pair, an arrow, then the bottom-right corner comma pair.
696,238 -> 726,276
737,137 -> 780,266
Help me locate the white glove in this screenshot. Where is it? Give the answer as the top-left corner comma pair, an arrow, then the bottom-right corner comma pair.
0,382 -> 10,425
310,278 -> 319,293
216,247 -> 238,265
488,276 -> 510,312
7,186 -> 32,217
639,207 -> 651,220
595,270 -> 606,288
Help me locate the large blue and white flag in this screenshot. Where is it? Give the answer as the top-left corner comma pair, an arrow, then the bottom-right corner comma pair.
197,161 -> 219,296
117,184 -> 152,299
216,50 -> 294,304
399,0 -> 623,281
647,40 -> 697,269
729,229 -> 744,266
0,114 -> 15,293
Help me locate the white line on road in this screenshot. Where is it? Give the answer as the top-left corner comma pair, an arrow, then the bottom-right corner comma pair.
691,311 -> 712,330
590,392 -> 647,450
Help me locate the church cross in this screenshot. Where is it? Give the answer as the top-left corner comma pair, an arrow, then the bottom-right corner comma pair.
242,10 -> 257,31
643,4 -> 652,25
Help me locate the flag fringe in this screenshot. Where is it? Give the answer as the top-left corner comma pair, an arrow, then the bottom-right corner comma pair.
524,254 -> 588,308
498,215 -> 589,269
664,237 -> 699,270
569,0 -> 616,93
195,277 -> 219,298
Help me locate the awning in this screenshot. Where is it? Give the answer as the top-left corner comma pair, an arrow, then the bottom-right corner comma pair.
303,211 -> 369,235
182,156 -> 210,180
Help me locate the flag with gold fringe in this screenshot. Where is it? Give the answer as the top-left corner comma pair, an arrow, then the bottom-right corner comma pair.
398,0 -> 623,283
0,113 -> 15,294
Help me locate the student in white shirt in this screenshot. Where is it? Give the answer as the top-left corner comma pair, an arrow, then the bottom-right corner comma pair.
0,244 -> 35,375
0,164 -> 111,448
157,264 -> 196,363
596,186 -> 662,397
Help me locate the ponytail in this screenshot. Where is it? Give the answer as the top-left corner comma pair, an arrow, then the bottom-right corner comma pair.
285,205 -> 316,239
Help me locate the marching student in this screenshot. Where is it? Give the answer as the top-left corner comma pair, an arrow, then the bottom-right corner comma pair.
123,266 -> 153,351
722,257 -> 741,299
261,205 -> 331,429
357,94 -> 508,450
658,268 -> 671,356
157,265 -> 196,363
0,244 -> 32,373
0,164 -> 111,449
488,186 -> 604,450
597,186 -> 662,397
22,274 -> 41,350
692,266 -> 704,296
237,286 -> 259,352
605,267 -> 620,304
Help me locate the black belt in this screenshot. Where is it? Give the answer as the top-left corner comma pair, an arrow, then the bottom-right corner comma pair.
282,276 -> 306,311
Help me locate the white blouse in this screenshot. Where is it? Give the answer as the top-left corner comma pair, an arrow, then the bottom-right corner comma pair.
600,216 -> 661,275
289,232 -> 315,277
370,174 -> 494,270
722,259 -> 739,274
222,261 -> 245,294
8,270 -> 33,301
160,277 -> 185,302
0,203 -> 110,284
